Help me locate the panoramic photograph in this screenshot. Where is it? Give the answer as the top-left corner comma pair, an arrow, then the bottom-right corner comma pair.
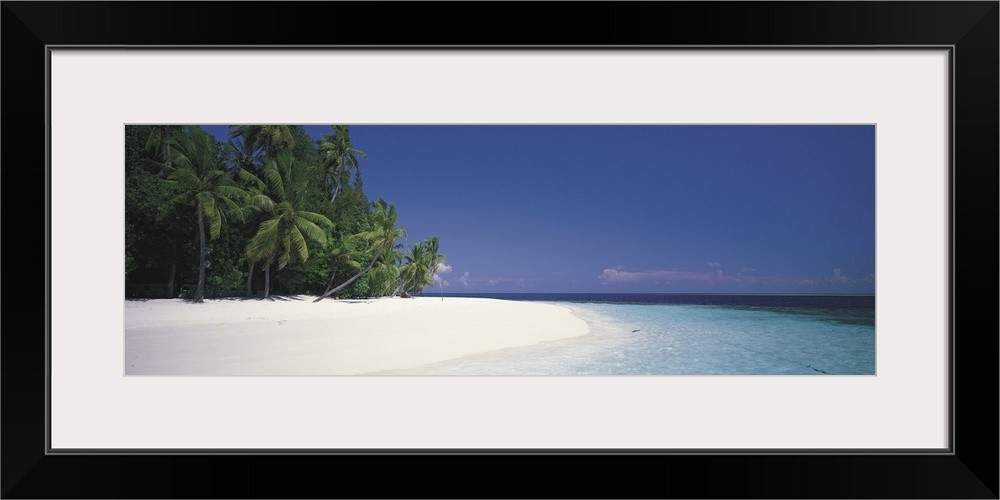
124,124 -> 876,376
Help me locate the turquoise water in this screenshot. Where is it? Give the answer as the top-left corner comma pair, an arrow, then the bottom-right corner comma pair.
379,295 -> 875,375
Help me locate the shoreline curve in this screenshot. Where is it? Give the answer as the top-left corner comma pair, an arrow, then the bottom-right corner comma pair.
124,296 -> 590,375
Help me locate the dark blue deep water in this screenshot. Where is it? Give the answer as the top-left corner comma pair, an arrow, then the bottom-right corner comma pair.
382,293 -> 876,375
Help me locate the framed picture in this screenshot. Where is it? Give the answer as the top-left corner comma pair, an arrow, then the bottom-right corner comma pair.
5,2 -> 996,498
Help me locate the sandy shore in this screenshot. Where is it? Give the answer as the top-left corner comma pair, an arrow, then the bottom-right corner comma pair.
124,296 -> 589,375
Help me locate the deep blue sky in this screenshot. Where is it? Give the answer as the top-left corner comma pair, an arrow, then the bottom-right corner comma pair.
203,125 -> 876,294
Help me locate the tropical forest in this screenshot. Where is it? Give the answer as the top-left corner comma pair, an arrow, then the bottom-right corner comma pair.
125,125 -> 444,302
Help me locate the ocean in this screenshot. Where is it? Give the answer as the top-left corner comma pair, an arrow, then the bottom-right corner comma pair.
384,293 -> 876,375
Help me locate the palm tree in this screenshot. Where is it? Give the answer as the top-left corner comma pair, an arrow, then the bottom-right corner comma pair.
398,242 -> 432,297
245,151 -> 334,300
225,133 -> 267,175
223,133 -> 268,296
318,125 -> 367,203
158,127 -> 249,303
395,238 -> 445,297
424,237 -> 446,300
322,235 -> 362,297
229,125 -> 296,160
144,125 -> 185,169
314,200 -> 405,302
376,243 -> 405,296
142,125 -> 186,296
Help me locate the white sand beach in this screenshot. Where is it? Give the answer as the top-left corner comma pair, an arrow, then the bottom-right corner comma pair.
124,296 -> 589,375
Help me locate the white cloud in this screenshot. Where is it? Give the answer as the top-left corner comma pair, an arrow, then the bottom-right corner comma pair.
596,266 -> 870,290
707,262 -> 722,268
437,263 -> 452,274
832,268 -> 850,284
599,267 -> 815,288
459,272 -> 469,286
599,268 -> 714,284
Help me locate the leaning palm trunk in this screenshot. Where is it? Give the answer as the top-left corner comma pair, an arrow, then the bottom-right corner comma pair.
323,269 -> 338,296
329,176 -> 342,204
313,245 -> 385,302
382,277 -> 400,297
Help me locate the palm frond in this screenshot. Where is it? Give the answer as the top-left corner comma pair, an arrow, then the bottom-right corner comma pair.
277,232 -> 293,270
293,216 -> 328,245
168,191 -> 194,206
168,168 -> 203,191
296,211 -> 335,230
288,225 -> 309,264
246,218 -> 281,262
263,159 -> 285,202
236,167 -> 266,191
199,193 -> 223,240
217,195 -> 245,222
143,127 -> 164,152
246,192 -> 276,212
215,184 -> 247,201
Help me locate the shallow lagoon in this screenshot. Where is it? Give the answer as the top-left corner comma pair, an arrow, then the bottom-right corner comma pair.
385,294 -> 875,375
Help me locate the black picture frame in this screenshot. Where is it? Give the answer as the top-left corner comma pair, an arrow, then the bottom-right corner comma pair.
3,2 -> 996,498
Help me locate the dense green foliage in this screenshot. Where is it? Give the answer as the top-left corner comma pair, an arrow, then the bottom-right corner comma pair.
397,237 -> 446,297
124,125 -> 443,301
